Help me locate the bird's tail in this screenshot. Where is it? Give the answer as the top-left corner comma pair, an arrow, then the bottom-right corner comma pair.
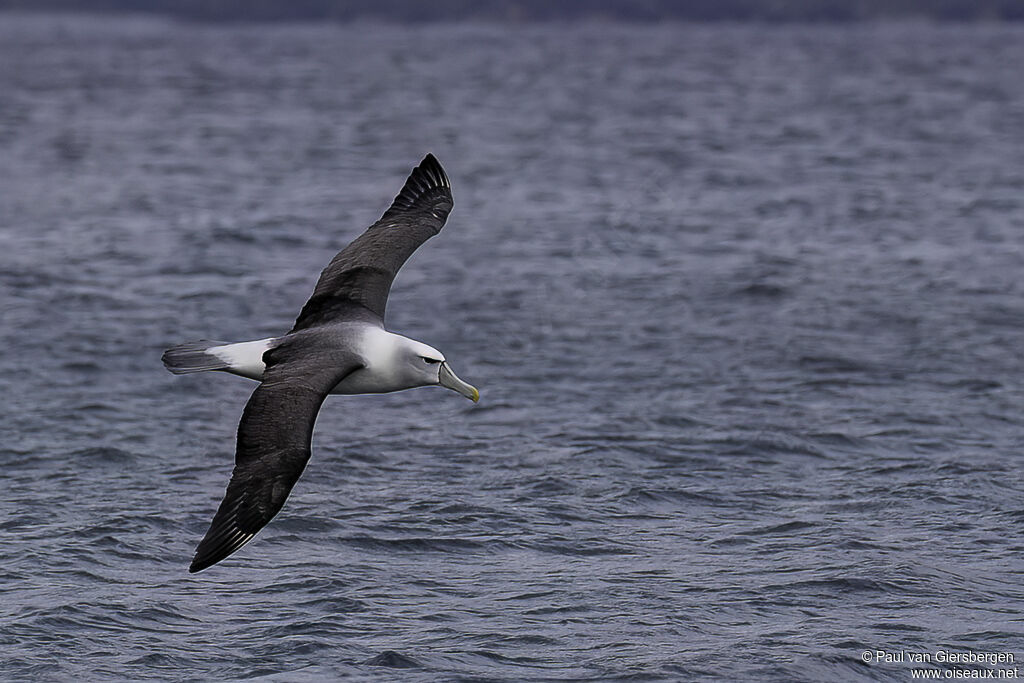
161,340 -> 231,374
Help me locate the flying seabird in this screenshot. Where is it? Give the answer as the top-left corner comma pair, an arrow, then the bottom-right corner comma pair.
162,154 -> 479,573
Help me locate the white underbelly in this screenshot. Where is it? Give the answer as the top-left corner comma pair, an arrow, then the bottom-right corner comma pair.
327,325 -> 417,394
330,366 -> 407,395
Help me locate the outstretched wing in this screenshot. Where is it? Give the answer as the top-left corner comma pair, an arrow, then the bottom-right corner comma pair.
290,154 -> 453,331
189,339 -> 362,573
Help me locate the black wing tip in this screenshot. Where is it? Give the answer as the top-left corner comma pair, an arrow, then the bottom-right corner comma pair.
188,531 -> 256,573
188,503 -> 260,573
416,153 -> 449,187
189,556 -> 226,574
385,153 -> 452,217
188,541 -> 228,573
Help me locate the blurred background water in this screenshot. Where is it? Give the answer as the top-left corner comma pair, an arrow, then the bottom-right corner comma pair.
1,14 -> 1024,682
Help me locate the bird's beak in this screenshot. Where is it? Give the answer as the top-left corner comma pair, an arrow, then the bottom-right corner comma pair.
438,362 -> 479,402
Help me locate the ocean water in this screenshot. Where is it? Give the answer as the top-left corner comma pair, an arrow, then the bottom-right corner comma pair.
2,15 -> 1024,681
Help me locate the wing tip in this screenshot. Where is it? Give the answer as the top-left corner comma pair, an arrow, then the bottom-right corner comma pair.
385,153 -> 452,217
418,153 -> 448,187
188,503 -> 260,573
188,530 -> 257,573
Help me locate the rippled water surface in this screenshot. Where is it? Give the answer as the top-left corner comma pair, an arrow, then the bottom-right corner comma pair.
2,15 -> 1024,681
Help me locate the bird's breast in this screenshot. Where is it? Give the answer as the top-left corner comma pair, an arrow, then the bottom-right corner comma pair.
329,366 -> 408,395
328,325 -> 406,395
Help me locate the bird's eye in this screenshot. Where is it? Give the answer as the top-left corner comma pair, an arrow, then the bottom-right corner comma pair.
422,357 -> 440,365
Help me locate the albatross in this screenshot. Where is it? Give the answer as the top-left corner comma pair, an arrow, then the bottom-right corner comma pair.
162,154 -> 478,573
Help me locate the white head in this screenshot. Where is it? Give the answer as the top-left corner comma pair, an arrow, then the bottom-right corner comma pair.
393,337 -> 479,401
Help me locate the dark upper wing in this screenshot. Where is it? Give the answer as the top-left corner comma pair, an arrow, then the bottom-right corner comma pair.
290,154 -> 453,332
189,339 -> 362,573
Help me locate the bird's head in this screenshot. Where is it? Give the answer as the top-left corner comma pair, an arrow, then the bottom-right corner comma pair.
402,340 -> 479,402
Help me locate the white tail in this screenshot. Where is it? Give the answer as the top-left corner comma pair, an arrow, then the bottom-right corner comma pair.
162,338 -> 275,380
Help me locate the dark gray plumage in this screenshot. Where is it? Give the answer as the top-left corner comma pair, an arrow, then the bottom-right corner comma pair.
188,335 -> 363,573
166,155 -> 478,574
290,155 -> 452,330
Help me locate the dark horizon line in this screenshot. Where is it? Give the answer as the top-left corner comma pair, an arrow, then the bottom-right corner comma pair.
0,0 -> 1023,24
